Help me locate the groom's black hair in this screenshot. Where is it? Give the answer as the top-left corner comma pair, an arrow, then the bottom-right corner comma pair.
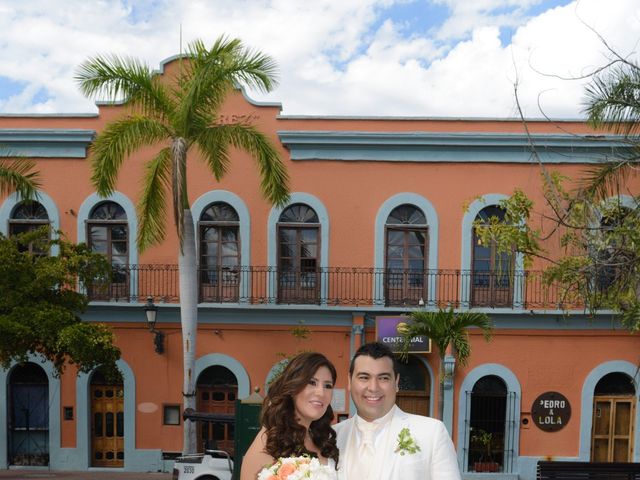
349,341 -> 399,377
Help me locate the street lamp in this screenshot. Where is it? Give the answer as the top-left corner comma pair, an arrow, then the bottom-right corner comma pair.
144,296 -> 164,354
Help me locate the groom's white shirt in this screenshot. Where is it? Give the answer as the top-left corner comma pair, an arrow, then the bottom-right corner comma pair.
334,406 -> 461,480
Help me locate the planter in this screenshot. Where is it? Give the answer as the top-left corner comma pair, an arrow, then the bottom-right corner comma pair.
474,461 -> 500,472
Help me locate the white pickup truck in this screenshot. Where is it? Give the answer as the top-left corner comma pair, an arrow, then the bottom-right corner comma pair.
172,449 -> 233,480
172,409 -> 235,480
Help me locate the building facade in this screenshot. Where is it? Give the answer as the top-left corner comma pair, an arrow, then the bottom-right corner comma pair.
0,56 -> 639,480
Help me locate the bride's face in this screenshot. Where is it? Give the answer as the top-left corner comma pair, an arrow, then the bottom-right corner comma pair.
294,365 -> 334,427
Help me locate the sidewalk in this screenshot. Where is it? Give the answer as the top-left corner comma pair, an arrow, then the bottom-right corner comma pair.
0,470 -> 172,480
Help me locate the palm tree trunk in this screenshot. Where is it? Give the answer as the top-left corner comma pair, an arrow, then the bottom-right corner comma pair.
179,208 -> 198,454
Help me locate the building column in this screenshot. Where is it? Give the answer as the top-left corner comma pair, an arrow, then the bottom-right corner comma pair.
348,313 -> 366,415
442,354 -> 456,435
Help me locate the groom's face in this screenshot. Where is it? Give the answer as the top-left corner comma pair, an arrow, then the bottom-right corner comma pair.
349,355 -> 400,422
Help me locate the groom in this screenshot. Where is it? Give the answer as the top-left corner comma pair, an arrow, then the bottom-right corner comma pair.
335,342 -> 461,480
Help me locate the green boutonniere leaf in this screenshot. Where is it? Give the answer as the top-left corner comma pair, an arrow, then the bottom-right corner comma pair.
395,427 -> 421,455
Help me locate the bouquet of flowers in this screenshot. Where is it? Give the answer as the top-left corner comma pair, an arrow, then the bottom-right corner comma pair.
258,455 -> 336,480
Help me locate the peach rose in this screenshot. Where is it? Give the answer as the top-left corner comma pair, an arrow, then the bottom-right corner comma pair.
277,462 -> 297,480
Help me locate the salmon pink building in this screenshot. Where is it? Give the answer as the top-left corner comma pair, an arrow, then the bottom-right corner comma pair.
0,56 -> 638,480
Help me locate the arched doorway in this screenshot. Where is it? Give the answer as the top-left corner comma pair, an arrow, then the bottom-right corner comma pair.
90,368 -> 124,467
591,372 -> 636,462
8,363 -> 49,466
395,355 -> 430,416
197,366 -> 238,455
467,375 -> 507,473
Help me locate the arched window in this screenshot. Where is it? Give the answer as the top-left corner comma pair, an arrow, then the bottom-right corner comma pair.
468,375 -> 508,472
596,206 -> 633,292
591,372 -> 636,462
199,202 -> 240,303
472,206 -> 514,307
396,355 -> 431,416
87,201 -> 129,301
385,204 -> 428,306
197,366 -> 238,454
277,203 -> 320,304
9,201 -> 50,254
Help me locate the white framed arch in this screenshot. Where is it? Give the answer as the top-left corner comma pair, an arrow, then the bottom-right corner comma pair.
191,191 -> 251,304
0,355 -> 61,469
398,353 -> 436,417
461,194 -> 525,309
264,358 -> 289,392
0,191 -> 61,256
373,193 -> 439,306
196,353 -> 251,399
77,192 -> 138,299
579,360 -> 640,461
267,193 -> 330,303
457,363 -> 521,473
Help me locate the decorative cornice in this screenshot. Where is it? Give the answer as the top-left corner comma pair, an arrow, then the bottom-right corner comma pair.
277,131 -> 628,163
0,129 -> 95,158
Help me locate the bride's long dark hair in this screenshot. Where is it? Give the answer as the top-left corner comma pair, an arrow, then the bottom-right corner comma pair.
261,352 -> 339,464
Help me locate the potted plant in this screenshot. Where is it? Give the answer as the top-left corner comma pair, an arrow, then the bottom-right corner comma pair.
471,429 -> 500,472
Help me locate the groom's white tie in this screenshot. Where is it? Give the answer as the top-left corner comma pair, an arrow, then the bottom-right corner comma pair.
354,419 -> 380,479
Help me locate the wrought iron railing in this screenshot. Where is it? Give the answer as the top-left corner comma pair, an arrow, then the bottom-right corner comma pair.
87,265 -> 586,310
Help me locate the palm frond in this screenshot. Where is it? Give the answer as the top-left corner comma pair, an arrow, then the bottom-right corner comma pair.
584,63 -> 640,137
137,148 -> 172,251
201,35 -> 279,93
198,123 -> 289,206
581,61 -> 640,200
579,154 -> 637,200
195,126 -> 233,180
75,54 -> 174,119
176,36 -> 279,136
406,308 -> 492,366
90,116 -> 169,196
0,158 -> 41,200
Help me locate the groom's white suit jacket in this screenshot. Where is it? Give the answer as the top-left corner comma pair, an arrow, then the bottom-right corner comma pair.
334,407 -> 461,480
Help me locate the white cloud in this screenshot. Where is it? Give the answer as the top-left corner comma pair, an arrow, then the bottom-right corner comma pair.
0,0 -> 638,118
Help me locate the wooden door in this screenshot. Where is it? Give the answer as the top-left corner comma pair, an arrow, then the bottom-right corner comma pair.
591,396 -> 635,462
396,391 -> 429,416
197,386 -> 236,455
91,384 -> 124,467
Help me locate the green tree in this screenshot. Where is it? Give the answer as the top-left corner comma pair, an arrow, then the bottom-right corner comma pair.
75,36 -> 290,453
0,228 -> 120,376
581,54 -> 640,325
402,308 -> 492,420
477,53 -> 640,329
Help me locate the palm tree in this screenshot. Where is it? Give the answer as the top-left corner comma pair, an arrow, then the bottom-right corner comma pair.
582,59 -> 640,199
0,157 -> 41,201
75,36 -> 290,453
402,308 -> 492,420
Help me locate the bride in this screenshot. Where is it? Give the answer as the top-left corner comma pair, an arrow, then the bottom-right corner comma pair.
240,352 -> 339,479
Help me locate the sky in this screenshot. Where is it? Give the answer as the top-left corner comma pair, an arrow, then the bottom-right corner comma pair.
0,0 -> 638,119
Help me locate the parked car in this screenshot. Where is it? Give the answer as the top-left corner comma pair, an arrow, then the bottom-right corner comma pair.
172,449 -> 233,480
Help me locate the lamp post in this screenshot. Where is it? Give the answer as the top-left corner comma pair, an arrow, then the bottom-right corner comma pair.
144,296 -> 165,354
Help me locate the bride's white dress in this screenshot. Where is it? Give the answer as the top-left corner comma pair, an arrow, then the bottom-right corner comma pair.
324,458 -> 338,479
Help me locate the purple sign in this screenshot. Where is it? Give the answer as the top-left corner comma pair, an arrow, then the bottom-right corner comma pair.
375,316 -> 431,353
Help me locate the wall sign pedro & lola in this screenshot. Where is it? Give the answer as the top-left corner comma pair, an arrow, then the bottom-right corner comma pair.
531,391 -> 571,432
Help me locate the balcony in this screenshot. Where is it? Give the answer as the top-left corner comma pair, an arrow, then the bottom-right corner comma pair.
86,265 -> 586,311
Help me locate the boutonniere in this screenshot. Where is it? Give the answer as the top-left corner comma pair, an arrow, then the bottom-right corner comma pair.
395,427 -> 421,455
